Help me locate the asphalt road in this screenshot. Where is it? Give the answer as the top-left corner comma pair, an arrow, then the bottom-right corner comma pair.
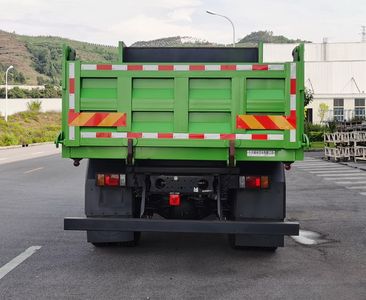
0,149 -> 365,299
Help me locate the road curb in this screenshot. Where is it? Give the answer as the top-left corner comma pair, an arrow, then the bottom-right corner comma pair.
305,149 -> 324,152
339,161 -> 366,171
0,142 -> 54,151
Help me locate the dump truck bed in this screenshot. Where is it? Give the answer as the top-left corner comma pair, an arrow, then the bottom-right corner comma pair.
59,43 -> 305,162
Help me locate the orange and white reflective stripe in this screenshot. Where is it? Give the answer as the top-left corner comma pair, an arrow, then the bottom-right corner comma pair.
68,62 -> 75,140
68,111 -> 126,127
80,132 -> 284,141
80,64 -> 285,72
236,114 -> 296,130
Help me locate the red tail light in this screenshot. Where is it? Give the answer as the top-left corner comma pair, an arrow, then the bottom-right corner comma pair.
245,176 -> 261,189
239,176 -> 269,189
105,174 -> 120,186
96,174 -> 126,187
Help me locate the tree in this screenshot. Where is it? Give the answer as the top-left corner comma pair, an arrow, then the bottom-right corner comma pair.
318,103 -> 329,123
29,88 -> 42,98
8,87 -> 26,98
43,84 -> 61,98
37,76 -> 46,85
304,87 -> 314,107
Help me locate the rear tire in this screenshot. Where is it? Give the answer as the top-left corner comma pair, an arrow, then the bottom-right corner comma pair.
91,242 -> 112,247
92,232 -> 141,247
228,234 -> 281,251
122,232 -> 141,247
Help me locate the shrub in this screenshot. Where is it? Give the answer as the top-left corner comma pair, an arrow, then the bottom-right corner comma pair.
0,112 -> 60,146
308,131 -> 324,142
43,84 -> 61,98
8,87 -> 26,98
305,122 -> 327,132
0,133 -> 19,146
27,100 -> 42,112
18,111 -> 39,122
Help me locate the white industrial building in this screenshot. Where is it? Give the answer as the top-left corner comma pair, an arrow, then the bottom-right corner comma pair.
263,42 -> 366,124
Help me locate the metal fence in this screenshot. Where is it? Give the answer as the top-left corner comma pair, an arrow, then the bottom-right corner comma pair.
324,131 -> 366,162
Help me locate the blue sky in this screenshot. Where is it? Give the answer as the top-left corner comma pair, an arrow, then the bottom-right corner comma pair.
0,0 -> 365,45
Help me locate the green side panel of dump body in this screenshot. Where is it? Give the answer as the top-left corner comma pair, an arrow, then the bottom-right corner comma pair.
59,43 -> 305,163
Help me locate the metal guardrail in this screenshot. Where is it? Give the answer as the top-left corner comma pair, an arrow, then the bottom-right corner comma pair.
324,131 -> 366,162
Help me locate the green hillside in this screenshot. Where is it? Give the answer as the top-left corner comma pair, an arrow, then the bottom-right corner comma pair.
0,30 -> 118,85
0,30 -> 309,86
239,30 -> 309,44
131,36 -> 219,47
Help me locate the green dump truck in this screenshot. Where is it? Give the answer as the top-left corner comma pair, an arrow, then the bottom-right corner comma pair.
60,42 -> 305,250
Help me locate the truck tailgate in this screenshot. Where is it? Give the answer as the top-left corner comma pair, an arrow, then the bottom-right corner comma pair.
61,45 -> 304,162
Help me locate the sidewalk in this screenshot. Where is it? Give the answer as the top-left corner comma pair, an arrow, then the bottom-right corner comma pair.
0,143 -> 60,165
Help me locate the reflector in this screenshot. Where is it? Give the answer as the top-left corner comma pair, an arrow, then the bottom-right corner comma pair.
97,174 -> 105,186
239,176 -> 246,188
260,176 -> 269,188
169,194 -> 181,206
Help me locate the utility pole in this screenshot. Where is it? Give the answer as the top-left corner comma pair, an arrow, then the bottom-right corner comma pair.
322,37 -> 328,61
361,26 -> 366,42
5,65 -> 14,122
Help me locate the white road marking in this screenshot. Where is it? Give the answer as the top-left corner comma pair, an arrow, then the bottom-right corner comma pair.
335,181 -> 366,185
296,168 -> 351,171
0,246 -> 42,280
317,173 -> 364,177
324,176 -> 366,181
295,163 -> 336,166
309,170 -> 360,174
298,159 -> 366,194
346,186 -> 366,190
24,167 -> 44,174
295,160 -> 328,163
31,151 -> 44,155
296,160 -> 332,164
295,164 -> 344,167
295,165 -> 347,170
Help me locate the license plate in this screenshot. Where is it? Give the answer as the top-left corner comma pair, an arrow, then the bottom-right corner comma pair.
247,150 -> 276,157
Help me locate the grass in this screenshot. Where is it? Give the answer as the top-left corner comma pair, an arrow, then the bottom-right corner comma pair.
0,111 -> 60,146
308,141 -> 324,150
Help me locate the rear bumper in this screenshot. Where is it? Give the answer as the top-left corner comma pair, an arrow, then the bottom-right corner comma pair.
64,217 -> 299,235
62,146 -> 304,162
